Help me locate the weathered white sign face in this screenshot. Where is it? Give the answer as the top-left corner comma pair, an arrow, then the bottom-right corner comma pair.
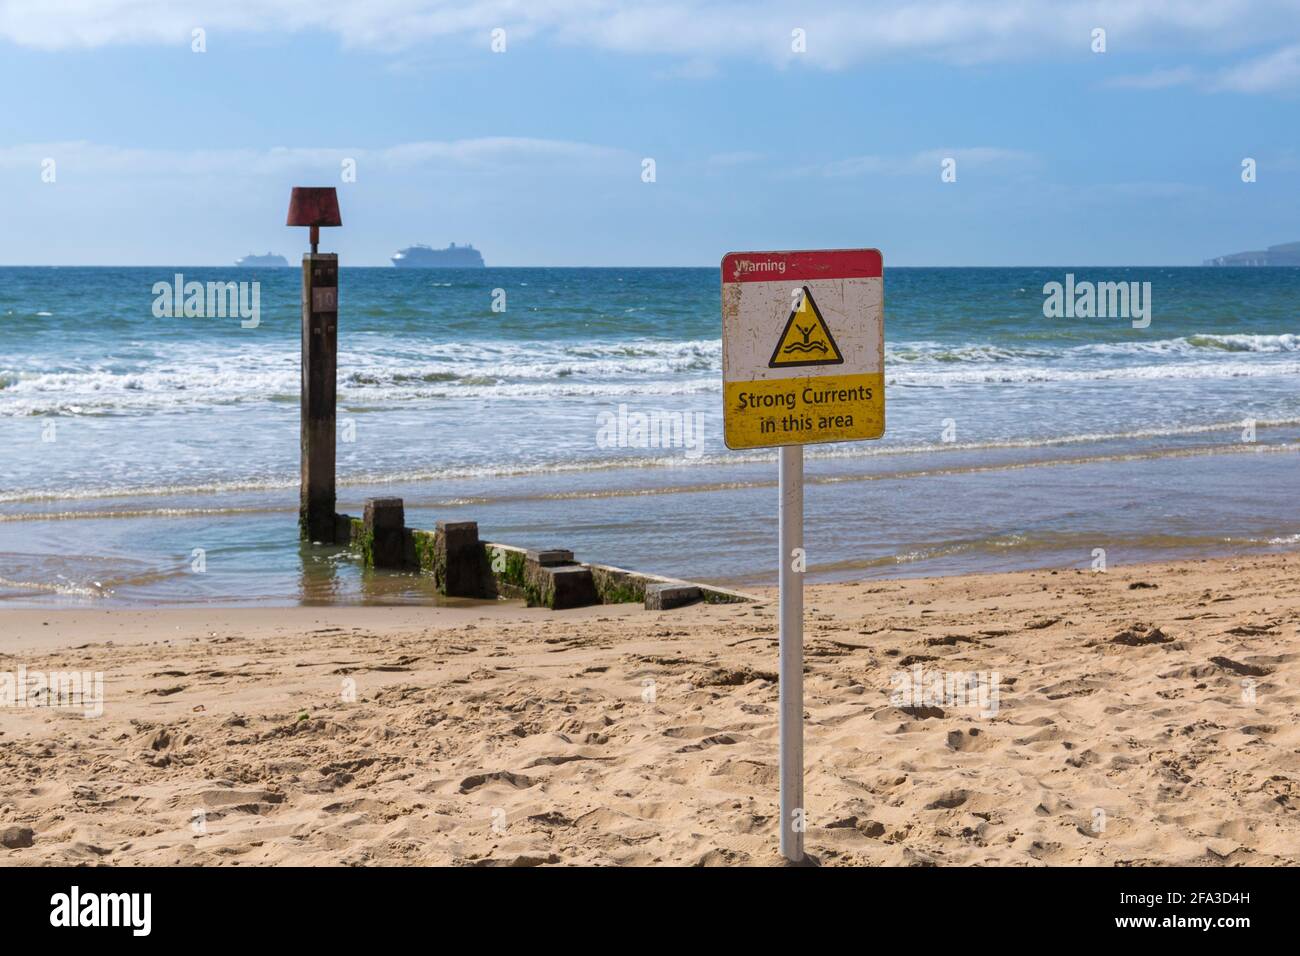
721,249 -> 884,449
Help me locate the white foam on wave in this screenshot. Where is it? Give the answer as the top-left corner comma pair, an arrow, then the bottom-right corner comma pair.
0,574 -> 106,598
2,330 -> 1297,416
0,338 -> 723,415
884,333 -> 1300,365
1074,333 -> 1300,357
3,415 -> 1296,506
892,358 -> 1300,387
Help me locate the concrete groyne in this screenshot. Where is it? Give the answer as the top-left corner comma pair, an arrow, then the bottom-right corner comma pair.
327,497 -> 755,611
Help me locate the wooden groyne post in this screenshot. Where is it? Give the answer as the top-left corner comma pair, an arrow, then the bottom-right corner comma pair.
287,187 -> 343,542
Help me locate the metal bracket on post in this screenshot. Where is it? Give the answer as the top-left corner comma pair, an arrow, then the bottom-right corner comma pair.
779,443 -> 805,863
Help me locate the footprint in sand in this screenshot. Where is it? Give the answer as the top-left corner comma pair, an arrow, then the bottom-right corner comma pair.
458,770 -> 537,794
675,733 -> 739,753
946,728 -> 994,753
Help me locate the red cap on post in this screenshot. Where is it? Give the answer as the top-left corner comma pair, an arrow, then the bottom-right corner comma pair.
287,187 -> 342,254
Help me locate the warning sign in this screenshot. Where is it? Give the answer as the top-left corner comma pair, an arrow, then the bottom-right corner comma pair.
769,287 -> 843,368
722,249 -> 884,449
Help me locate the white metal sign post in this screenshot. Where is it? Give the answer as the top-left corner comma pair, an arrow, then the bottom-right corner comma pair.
778,443 -> 804,861
721,249 -> 885,863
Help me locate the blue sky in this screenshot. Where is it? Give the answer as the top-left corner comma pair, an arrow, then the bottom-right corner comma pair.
1,1 -> 1298,266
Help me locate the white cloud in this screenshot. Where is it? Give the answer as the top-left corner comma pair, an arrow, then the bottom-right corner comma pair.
912,147 -> 1034,168
1106,66 -> 1199,90
705,151 -> 764,167
1213,43 -> 1300,92
1103,46 -> 1300,93
808,155 -> 890,178
0,137 -> 625,175
793,147 -> 1034,178
3,0 -> 1300,73
653,57 -> 719,80
1083,181 -> 1206,199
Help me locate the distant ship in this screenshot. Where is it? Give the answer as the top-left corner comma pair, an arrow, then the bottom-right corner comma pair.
1204,241 -> 1300,266
235,252 -> 289,267
391,243 -> 486,268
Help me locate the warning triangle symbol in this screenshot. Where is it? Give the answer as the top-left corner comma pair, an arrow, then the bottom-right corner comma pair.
769,286 -> 844,368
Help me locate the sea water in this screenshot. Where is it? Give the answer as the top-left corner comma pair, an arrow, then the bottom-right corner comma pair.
0,265 -> 1296,605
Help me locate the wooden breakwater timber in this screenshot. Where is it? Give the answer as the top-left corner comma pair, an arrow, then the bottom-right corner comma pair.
332,499 -> 753,611
299,251 -> 339,541
288,186 -> 343,542
287,185 -> 751,611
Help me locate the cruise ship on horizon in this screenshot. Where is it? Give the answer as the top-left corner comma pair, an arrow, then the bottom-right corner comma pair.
391,243 -> 486,268
235,252 -> 289,267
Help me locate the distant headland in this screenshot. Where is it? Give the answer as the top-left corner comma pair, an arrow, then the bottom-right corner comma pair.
1203,241 -> 1300,266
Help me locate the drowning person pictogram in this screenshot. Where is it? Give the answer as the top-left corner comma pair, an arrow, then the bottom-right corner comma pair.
768,286 -> 844,368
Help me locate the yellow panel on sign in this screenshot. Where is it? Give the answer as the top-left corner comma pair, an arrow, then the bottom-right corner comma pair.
724,372 -> 884,448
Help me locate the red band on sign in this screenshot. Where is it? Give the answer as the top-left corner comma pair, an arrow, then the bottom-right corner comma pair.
721,249 -> 882,284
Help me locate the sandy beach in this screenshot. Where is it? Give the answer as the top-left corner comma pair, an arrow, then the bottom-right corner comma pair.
2,551 -> 1296,867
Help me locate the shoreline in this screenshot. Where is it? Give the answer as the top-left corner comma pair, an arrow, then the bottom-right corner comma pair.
2,550 -> 1297,866
4,418 -> 1298,510
2,429 -> 1297,607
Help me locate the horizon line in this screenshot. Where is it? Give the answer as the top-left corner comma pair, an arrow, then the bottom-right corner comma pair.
0,261 -> 1252,270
